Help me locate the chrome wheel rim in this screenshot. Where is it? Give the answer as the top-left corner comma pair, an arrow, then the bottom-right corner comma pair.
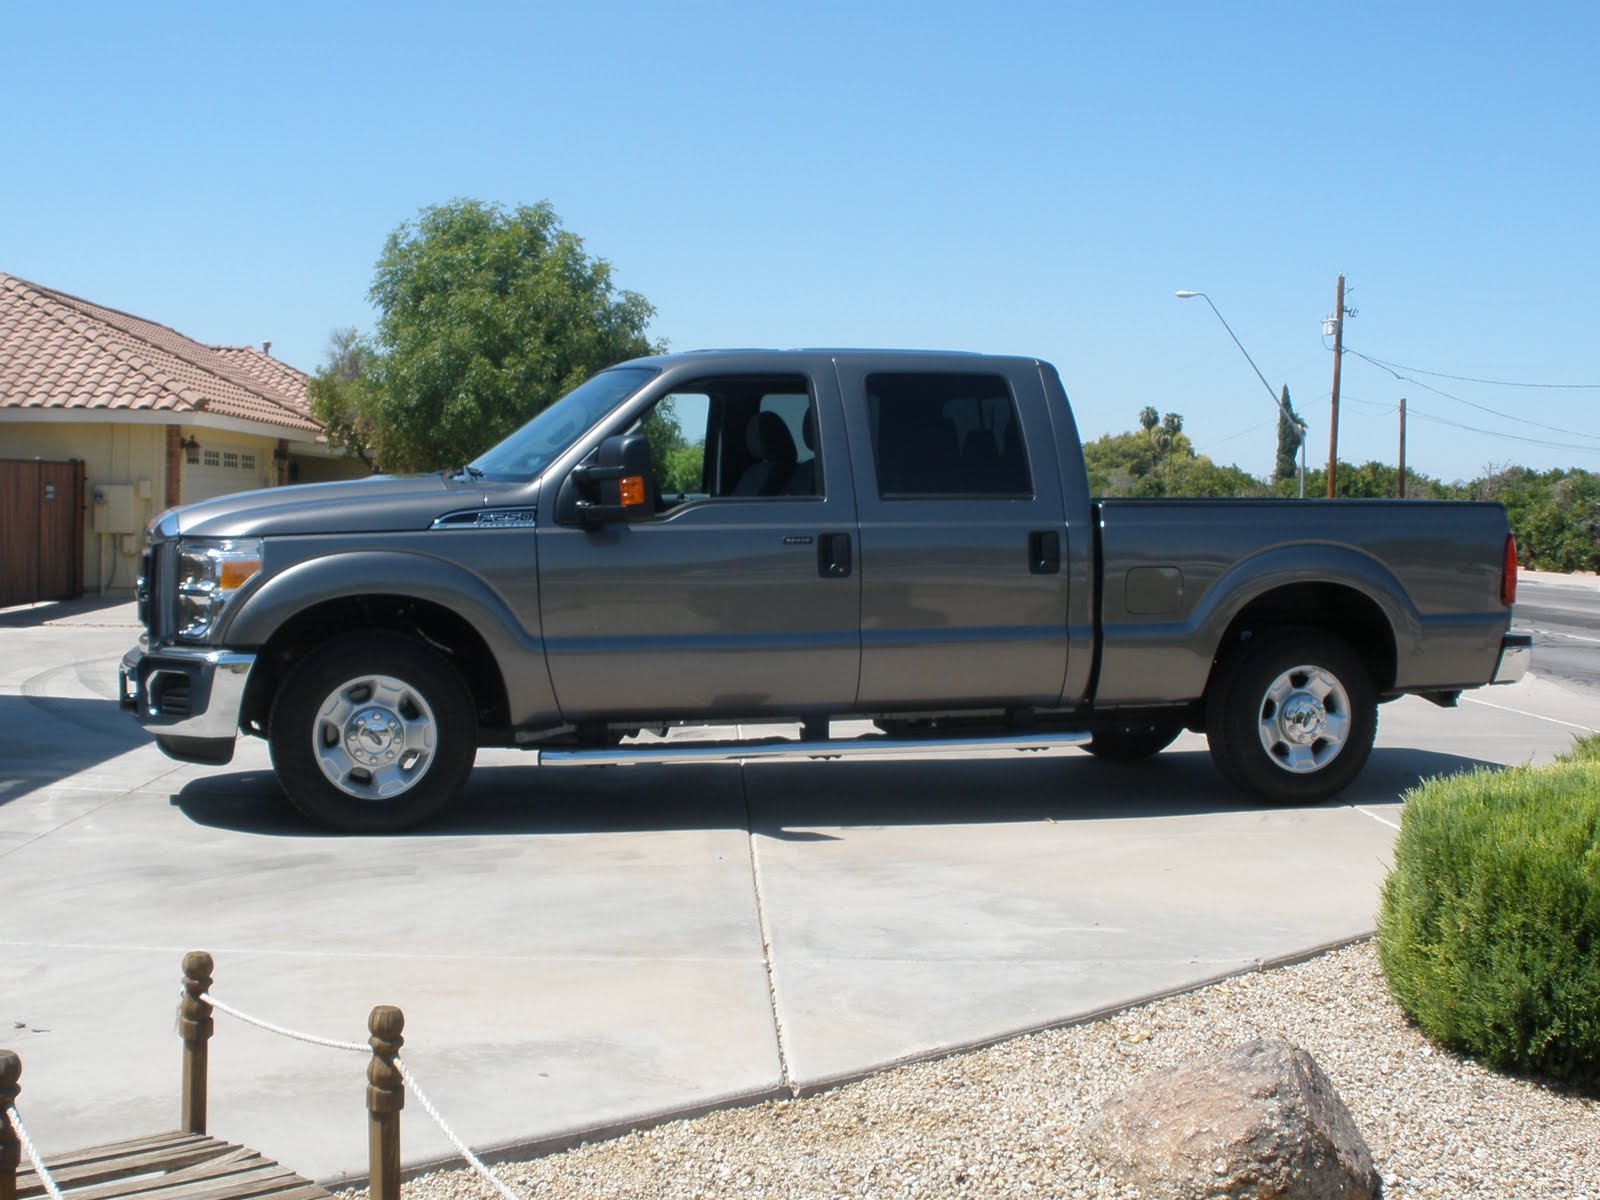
1256,663 -> 1351,774
312,673 -> 437,799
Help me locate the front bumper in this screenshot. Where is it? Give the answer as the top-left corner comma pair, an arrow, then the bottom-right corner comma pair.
1490,632 -> 1533,685
119,641 -> 257,739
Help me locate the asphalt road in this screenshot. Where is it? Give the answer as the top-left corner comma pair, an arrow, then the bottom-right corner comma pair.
1515,571 -> 1600,694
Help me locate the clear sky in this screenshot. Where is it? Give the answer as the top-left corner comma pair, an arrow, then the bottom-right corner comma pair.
6,1 -> 1598,483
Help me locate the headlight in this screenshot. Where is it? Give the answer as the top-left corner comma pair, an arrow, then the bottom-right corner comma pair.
175,538 -> 263,641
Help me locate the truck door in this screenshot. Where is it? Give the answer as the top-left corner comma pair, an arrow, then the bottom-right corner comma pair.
535,368 -> 860,720
835,360 -> 1071,708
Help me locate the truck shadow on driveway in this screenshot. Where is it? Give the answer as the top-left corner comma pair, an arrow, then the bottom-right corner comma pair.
0,695 -> 150,807
0,596 -> 135,628
167,745 -> 1496,837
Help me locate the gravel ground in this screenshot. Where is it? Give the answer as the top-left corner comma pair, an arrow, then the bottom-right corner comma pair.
385,940 -> 1598,1200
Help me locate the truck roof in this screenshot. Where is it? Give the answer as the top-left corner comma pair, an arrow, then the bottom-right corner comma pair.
617,347 -> 1048,369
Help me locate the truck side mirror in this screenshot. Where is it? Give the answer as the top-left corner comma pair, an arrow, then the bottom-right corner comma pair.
564,433 -> 658,526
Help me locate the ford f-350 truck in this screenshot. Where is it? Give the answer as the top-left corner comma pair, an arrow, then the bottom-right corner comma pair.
120,350 -> 1531,831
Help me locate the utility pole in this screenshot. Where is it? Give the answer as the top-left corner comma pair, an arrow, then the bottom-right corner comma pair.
1397,397 -> 1407,499
1326,273 -> 1346,498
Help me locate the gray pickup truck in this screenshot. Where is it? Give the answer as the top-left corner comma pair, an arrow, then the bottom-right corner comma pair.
120,350 -> 1531,831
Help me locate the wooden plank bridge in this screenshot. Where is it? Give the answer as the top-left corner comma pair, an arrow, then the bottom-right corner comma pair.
10,1131 -> 330,1200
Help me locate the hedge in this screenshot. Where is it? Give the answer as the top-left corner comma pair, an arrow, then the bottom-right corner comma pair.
1376,736 -> 1600,1084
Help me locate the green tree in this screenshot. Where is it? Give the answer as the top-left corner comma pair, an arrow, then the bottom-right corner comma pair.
319,199 -> 661,473
639,401 -> 707,495
1167,454 -> 1269,498
307,327 -> 382,471
1084,409 -> 1269,498
1274,385 -> 1304,483
1483,466 -> 1600,572
1083,427 -> 1162,494
1285,460 -> 1462,500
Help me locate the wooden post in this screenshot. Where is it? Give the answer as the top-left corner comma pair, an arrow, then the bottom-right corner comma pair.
1,1050 -> 20,1200
1397,396 -> 1407,499
179,951 -> 214,1135
366,1006 -> 405,1200
1326,272 -> 1346,498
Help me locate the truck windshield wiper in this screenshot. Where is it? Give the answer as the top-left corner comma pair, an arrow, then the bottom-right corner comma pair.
444,464 -> 485,480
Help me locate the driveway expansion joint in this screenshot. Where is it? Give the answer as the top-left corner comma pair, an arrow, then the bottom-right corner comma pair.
740,762 -> 795,1096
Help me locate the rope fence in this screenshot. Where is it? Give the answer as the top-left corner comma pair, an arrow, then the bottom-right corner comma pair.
393,1062 -> 522,1200
197,992 -> 369,1054
3,1098 -> 65,1200
0,953 -> 527,1200
194,972 -> 528,1200
195,988 -> 524,1200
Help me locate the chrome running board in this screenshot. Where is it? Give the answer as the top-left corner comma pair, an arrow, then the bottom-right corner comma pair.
537,731 -> 1090,768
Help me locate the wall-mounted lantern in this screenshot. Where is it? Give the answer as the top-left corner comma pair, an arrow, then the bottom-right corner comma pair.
181,435 -> 201,465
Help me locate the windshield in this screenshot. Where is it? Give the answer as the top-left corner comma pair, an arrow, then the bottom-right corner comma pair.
469,366 -> 659,478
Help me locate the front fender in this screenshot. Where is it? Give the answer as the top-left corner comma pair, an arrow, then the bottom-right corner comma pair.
219,549 -> 555,722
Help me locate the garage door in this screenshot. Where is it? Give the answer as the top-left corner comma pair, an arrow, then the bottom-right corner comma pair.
184,444 -> 274,504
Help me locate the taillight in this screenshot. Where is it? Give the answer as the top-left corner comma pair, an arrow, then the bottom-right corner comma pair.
1501,534 -> 1518,607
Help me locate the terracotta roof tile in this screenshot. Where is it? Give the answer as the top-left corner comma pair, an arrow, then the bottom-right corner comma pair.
0,271 -> 322,433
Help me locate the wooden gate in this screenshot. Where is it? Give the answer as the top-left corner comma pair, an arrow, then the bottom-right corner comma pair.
0,459 -> 85,607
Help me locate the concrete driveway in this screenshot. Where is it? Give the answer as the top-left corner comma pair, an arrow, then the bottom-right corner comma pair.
4,595 -> 1597,1182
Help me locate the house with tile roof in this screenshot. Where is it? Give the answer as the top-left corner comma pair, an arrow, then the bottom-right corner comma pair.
0,271 -> 367,601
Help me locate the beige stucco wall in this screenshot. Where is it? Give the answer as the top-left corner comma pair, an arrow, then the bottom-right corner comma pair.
1,420 -> 169,592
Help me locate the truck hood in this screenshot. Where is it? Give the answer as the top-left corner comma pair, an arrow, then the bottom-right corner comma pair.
154,474 -> 535,539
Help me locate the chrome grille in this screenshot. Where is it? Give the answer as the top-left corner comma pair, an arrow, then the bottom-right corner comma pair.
136,543 -> 164,639
135,548 -> 153,629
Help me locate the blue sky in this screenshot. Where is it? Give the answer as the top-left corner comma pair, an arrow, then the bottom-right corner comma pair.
6,1 -> 1598,483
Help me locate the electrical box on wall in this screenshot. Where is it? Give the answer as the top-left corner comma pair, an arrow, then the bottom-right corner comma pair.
90,482 -> 138,533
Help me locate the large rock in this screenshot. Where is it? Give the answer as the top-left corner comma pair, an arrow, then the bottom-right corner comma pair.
1083,1037 -> 1378,1199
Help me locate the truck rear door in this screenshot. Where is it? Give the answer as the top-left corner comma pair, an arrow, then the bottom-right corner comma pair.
834,358 -> 1072,708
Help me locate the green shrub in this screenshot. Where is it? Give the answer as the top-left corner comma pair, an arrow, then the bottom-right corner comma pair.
1376,737 -> 1600,1084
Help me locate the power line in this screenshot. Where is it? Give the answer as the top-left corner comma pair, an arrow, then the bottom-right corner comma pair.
1344,347 -> 1600,444
1402,402 -> 1598,453
1343,396 -> 1399,414
1347,349 -> 1600,390
1209,419 -> 1276,447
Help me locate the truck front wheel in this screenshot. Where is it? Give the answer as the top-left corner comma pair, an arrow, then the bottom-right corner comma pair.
268,632 -> 477,832
1205,630 -> 1378,804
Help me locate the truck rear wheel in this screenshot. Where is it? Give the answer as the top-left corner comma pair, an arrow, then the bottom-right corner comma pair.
1205,630 -> 1377,804
268,632 -> 477,832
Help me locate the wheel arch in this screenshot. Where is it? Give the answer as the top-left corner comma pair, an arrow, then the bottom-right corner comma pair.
1207,581 -> 1398,700
222,551 -> 556,739
239,592 -> 513,739
1189,545 -> 1417,701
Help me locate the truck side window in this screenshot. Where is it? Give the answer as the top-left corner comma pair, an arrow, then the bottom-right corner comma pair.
866,372 -> 1032,499
752,392 -> 819,498
640,391 -> 713,503
629,376 -> 821,507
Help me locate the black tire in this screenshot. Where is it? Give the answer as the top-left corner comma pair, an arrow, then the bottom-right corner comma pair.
268,632 -> 477,833
1205,630 -> 1378,804
1085,717 -> 1184,762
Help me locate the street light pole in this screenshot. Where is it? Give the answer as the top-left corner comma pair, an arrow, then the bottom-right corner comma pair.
1175,290 -> 1306,497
